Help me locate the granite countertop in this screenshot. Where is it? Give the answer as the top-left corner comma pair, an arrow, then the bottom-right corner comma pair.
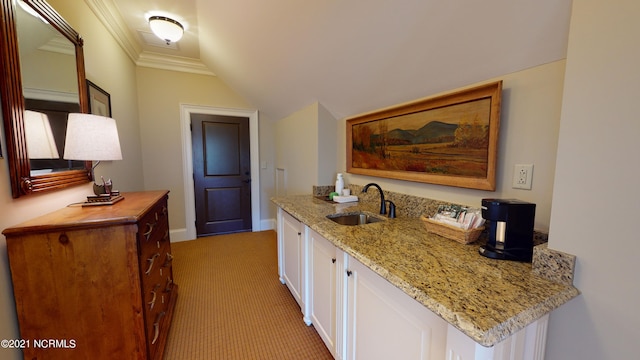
271,194 -> 580,347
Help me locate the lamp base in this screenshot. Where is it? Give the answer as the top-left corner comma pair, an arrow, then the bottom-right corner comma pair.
93,182 -> 115,195
82,193 -> 124,207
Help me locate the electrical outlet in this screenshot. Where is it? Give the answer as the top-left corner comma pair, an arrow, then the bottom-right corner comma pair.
513,164 -> 534,190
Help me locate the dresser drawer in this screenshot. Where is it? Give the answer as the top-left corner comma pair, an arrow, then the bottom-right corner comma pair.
142,245 -> 172,302
4,191 -> 177,360
138,198 -> 170,285
139,225 -> 169,279
142,244 -> 174,357
143,270 -> 171,356
139,198 -> 169,244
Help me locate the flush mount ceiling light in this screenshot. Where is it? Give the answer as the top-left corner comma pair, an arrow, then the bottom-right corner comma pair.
148,15 -> 184,45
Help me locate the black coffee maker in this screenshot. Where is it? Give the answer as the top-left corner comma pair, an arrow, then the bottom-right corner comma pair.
479,199 -> 536,262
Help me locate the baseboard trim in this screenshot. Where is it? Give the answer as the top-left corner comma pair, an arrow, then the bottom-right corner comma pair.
170,219 -> 275,243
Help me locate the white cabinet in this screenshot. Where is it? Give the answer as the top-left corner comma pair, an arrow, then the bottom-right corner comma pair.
308,228 -> 344,359
277,209 -> 306,313
278,210 -> 550,360
445,314 -> 549,360
344,255 -> 448,360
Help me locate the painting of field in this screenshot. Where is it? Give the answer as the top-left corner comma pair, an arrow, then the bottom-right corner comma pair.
351,98 -> 491,177
347,81 -> 502,190
352,143 -> 488,177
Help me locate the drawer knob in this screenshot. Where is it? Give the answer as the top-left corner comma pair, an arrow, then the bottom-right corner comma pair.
58,233 -> 69,245
145,253 -> 160,275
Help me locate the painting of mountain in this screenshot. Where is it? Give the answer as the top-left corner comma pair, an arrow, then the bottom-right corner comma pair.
413,121 -> 457,143
347,81 -> 502,190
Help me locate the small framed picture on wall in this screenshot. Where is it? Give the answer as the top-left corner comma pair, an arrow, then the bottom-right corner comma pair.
86,80 -> 111,117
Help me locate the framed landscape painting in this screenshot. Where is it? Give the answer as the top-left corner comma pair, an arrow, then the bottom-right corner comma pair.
347,81 -> 502,190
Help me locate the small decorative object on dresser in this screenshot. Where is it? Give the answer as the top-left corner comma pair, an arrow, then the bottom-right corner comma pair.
2,191 -> 177,360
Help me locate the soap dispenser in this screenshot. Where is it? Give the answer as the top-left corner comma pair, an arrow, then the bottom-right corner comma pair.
335,173 -> 344,194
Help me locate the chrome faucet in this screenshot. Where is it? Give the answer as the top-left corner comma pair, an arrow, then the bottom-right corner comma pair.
362,183 -> 391,217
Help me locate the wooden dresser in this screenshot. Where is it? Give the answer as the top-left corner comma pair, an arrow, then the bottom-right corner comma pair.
3,190 -> 178,360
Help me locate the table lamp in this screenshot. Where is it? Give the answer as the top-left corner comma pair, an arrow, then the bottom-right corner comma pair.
63,113 -> 123,205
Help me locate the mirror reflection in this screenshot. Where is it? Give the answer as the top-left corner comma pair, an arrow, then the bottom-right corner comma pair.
15,1 -> 84,175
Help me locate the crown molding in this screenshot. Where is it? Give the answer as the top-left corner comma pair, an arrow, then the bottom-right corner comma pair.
84,0 -> 141,61
137,52 -> 215,76
84,0 -> 214,76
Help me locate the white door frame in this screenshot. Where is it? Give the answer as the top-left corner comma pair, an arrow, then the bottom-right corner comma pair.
180,104 -> 260,240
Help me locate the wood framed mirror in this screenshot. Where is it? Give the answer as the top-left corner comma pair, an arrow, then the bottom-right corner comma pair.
1,0 -> 91,198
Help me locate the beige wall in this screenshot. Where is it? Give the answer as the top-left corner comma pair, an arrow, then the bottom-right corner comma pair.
545,0 -> 639,358
338,61 -> 565,232
135,67 -> 253,233
276,103 -> 320,195
275,102 -> 337,196
0,1 -> 143,358
63,0 -> 145,193
20,49 -> 77,96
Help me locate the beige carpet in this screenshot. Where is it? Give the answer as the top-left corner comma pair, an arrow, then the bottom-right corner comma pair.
163,230 -> 334,360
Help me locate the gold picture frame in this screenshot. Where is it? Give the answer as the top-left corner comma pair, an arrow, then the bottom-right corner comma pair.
347,81 -> 502,191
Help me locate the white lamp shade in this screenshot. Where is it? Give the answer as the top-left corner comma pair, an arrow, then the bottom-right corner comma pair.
24,110 -> 60,159
63,113 -> 123,161
149,16 -> 184,43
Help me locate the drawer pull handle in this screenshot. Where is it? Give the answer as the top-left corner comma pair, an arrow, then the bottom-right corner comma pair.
149,292 -> 157,310
346,270 -> 353,277
332,258 -> 336,263
152,311 -> 166,345
148,284 -> 160,310
163,253 -> 174,267
144,222 -> 156,241
164,277 -> 173,293
145,253 -> 160,275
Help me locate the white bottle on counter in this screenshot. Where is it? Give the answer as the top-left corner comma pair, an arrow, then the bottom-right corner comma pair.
335,173 -> 344,194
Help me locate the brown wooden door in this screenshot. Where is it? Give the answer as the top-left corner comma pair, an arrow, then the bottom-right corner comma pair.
191,113 -> 252,236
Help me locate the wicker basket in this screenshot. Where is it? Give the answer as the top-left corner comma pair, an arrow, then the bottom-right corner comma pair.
420,215 -> 484,244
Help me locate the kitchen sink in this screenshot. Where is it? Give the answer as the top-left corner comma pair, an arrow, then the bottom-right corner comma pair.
326,212 -> 384,226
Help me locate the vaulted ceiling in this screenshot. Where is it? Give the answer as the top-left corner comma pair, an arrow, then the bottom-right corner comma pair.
95,0 -> 573,120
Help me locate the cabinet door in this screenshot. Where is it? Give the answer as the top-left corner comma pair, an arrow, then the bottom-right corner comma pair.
309,228 -> 339,358
345,256 -> 447,360
445,314 -> 549,360
281,210 -> 304,306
